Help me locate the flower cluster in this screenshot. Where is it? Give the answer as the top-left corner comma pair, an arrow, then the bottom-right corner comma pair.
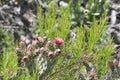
16,36 -> 64,64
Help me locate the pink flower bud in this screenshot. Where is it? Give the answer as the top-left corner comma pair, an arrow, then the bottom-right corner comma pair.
117,51 -> 120,58
113,59 -> 119,66
16,48 -> 20,52
46,41 -> 52,47
32,39 -> 38,45
54,38 -> 64,45
26,45 -> 34,55
43,36 -> 48,41
27,44 -> 32,49
27,50 -> 34,55
109,59 -> 119,68
88,70 -> 96,77
36,37 -> 43,42
19,41 -> 26,48
22,56 -> 28,62
35,48 -> 40,53
54,49 -> 61,55
40,47 -> 45,53
48,51 -> 54,57
19,41 -> 24,46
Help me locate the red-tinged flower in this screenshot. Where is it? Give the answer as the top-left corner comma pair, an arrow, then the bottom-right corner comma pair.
39,47 -> 45,53
19,41 -> 24,46
45,41 -> 52,48
16,48 -> 20,52
27,49 -> 34,55
88,70 -> 96,77
32,39 -> 38,45
48,51 -> 54,57
113,59 -> 119,66
27,44 -> 34,50
36,37 -> 43,42
35,48 -> 40,53
19,41 -> 26,48
54,38 -> 64,45
54,49 -> 61,55
21,56 -> 28,62
43,36 -> 48,41
27,44 -> 32,49
109,59 -> 119,68
117,52 -> 120,58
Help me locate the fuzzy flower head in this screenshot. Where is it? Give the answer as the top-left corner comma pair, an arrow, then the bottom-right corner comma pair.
54,38 -> 64,45
21,56 -> 28,62
32,39 -> 38,45
109,59 -> 119,68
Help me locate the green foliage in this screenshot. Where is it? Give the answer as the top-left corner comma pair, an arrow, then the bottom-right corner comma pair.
37,2 -> 58,38
37,2 -> 71,39
87,15 -> 107,53
96,39 -> 114,77
1,48 -> 18,80
0,28 -> 17,80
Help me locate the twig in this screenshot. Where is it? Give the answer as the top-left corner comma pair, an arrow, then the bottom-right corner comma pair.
45,60 -> 81,80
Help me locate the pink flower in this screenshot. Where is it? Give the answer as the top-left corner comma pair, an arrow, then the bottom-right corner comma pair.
27,44 -> 32,49
109,59 -> 119,68
19,41 -> 26,48
46,41 -> 52,46
54,38 -> 64,45
117,51 -> 120,58
54,49 -> 61,55
48,51 -> 54,57
16,48 -> 20,52
39,47 -> 45,53
36,37 -> 43,42
35,48 -> 40,53
113,59 -> 119,66
21,56 -> 28,62
26,44 -> 34,55
32,39 -> 38,45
